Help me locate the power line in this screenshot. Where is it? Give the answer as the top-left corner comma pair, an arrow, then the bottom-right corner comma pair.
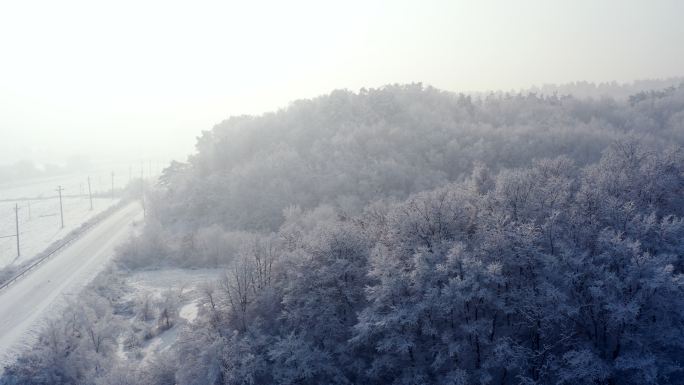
87,176 -> 93,211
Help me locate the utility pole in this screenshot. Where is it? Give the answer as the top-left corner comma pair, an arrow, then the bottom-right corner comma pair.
15,203 -> 20,258
111,171 -> 115,200
87,177 -> 93,211
56,185 -> 64,229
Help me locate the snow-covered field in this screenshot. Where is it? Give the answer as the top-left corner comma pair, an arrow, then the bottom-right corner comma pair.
126,268 -> 223,295
0,172 -> 125,268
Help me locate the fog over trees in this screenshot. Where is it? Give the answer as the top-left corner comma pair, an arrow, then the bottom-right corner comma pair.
154,83 -> 684,233
3,83 -> 684,384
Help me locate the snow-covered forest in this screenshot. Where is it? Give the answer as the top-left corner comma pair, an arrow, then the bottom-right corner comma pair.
3,83 -> 684,385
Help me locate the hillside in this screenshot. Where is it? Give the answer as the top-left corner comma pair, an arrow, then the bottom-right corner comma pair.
156,83 -> 684,232
4,83 -> 684,385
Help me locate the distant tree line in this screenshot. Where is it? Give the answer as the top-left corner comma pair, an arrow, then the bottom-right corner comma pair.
0,158 -> 93,184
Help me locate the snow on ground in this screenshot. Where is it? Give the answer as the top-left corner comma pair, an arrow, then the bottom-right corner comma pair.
179,302 -> 199,323
140,326 -> 180,364
0,203 -> 143,367
121,268 -> 223,363
0,172 -> 124,268
125,268 -> 224,296
0,169 -> 124,201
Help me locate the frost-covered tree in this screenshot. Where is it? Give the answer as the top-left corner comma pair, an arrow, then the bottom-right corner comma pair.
6,84 -> 684,385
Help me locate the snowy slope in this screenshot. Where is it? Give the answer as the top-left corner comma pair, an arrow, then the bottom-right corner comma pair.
0,172 -> 125,268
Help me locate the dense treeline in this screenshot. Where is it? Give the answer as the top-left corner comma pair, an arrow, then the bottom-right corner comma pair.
154,83 -> 684,233
4,84 -> 684,384
163,143 -> 683,385
527,77 -> 684,100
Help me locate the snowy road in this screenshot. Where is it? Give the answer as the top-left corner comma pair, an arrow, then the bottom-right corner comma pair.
0,202 -> 142,366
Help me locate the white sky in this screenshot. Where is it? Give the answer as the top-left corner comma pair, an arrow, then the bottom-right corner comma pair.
0,0 -> 682,166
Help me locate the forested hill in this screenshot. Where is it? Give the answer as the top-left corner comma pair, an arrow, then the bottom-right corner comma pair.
137,83 -> 683,384
157,83 -> 684,231
5,83 -> 684,385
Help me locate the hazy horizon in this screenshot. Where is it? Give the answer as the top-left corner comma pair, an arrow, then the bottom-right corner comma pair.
1,0 -> 683,167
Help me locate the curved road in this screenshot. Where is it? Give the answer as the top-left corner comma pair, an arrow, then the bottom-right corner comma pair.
0,202 -> 142,366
